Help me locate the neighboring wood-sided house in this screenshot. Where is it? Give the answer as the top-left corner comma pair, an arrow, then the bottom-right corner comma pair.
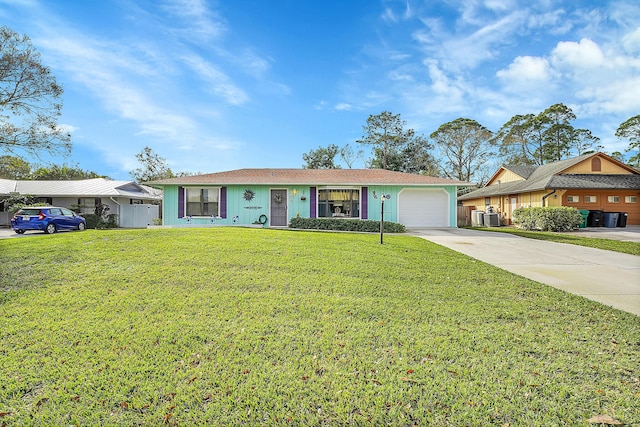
150,168 -> 469,228
0,178 -> 163,227
458,152 -> 640,225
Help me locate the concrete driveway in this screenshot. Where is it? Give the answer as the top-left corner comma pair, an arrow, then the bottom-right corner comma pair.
0,226 -> 45,238
408,227 -> 640,316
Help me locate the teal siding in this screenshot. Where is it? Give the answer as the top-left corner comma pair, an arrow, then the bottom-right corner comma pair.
161,185 -> 312,226
365,185 -> 400,223
161,184 -> 458,227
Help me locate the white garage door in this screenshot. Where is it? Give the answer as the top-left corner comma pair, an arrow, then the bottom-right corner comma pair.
398,188 -> 450,227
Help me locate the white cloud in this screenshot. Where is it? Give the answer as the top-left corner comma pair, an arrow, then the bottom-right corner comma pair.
415,9 -> 528,71
622,27 -> 640,53
576,76 -> 640,113
381,7 -> 399,23
161,0 -> 226,41
335,103 -> 353,111
56,123 -> 79,135
36,35 -> 198,141
497,55 -> 552,86
483,0 -> 515,12
181,55 -> 249,105
525,8 -> 572,34
551,38 -> 604,69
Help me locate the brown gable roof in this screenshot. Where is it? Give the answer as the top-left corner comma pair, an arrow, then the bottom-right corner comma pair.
459,152 -> 640,201
150,168 -> 469,186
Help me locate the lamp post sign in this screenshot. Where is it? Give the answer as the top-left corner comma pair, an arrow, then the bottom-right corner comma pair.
380,194 -> 390,244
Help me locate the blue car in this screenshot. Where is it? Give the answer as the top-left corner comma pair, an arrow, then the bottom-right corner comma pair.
11,207 -> 87,234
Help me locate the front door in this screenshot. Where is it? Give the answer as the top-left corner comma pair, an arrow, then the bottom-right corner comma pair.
270,189 -> 288,226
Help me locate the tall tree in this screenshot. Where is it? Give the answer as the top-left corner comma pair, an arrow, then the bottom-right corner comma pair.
0,155 -> 31,178
538,103 -> 576,162
568,128 -> 601,156
615,115 -> 640,167
0,26 -> 71,158
357,111 -> 424,170
492,114 -> 537,165
430,118 -> 494,183
494,103 -> 595,165
31,163 -> 104,180
339,143 -> 364,169
130,146 -> 175,182
399,139 -> 440,176
368,136 -> 439,175
302,144 -> 341,169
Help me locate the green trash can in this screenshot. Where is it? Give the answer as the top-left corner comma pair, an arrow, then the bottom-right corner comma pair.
579,210 -> 589,228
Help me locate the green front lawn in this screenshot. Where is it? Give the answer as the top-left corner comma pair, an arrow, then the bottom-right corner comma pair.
1,229 -> 638,426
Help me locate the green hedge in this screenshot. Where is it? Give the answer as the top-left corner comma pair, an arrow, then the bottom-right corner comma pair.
83,213 -> 119,229
289,217 -> 406,233
512,207 -> 583,232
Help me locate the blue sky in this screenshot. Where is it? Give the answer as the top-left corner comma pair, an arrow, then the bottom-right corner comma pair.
1,0 -> 639,180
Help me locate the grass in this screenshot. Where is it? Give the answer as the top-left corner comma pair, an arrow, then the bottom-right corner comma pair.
474,227 -> 640,256
0,228 -> 638,426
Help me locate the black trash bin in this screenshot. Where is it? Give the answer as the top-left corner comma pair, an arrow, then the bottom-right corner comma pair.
603,212 -> 619,228
587,210 -> 603,227
617,212 -> 628,228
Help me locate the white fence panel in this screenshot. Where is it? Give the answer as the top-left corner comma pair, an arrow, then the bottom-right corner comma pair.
119,204 -> 159,228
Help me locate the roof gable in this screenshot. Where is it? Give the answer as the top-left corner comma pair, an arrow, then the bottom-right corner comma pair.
560,152 -> 637,175
486,165 -> 535,186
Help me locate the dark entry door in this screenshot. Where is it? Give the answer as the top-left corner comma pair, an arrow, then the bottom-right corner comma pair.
270,189 -> 288,226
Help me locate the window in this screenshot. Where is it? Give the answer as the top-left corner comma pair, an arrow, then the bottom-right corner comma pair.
317,188 -> 360,218
584,196 -> 597,203
485,197 -> 491,206
567,195 -> 579,203
607,196 -> 620,203
625,196 -> 637,203
78,197 -> 99,214
186,187 -> 219,216
591,157 -> 601,171
36,197 -> 53,205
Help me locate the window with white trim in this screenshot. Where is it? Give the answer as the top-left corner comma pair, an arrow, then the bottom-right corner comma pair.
607,196 -> 620,203
625,196 -> 637,203
186,187 -> 219,216
317,188 -> 360,218
584,196 -> 597,203
567,195 -> 579,203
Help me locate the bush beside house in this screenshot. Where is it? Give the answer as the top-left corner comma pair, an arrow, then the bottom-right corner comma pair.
512,207 -> 583,232
289,217 -> 406,233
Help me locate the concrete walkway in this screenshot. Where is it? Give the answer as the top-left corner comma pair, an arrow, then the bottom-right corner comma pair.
408,227 -> 640,316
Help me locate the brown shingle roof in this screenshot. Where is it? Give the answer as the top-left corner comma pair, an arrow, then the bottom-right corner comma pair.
150,168 -> 469,186
459,152 -> 640,200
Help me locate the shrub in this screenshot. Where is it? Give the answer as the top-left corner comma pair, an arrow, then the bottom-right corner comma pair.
83,206 -> 118,229
512,206 -> 583,232
289,217 -> 406,233
1,194 -> 40,215
83,213 -> 100,229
